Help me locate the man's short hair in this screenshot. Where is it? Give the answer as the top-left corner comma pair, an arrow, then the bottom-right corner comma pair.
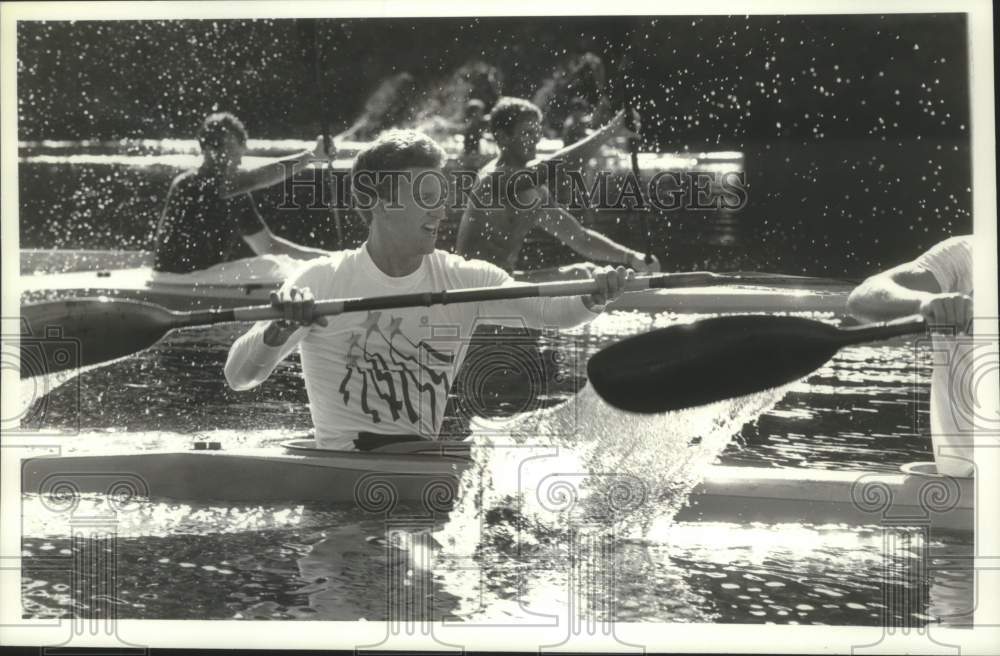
351,129 -> 446,222
198,112 -> 248,150
489,97 -> 542,136
465,98 -> 486,117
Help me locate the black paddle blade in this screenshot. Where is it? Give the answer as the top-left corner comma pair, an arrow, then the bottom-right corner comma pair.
587,315 -> 844,414
20,298 -> 176,378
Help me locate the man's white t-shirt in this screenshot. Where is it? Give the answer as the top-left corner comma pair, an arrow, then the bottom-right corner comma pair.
914,235 -> 975,477
225,244 -> 597,449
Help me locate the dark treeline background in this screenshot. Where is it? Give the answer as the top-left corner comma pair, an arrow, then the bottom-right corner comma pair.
17,14 -> 972,277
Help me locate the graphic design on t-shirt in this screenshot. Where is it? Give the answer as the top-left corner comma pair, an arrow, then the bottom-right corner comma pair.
338,312 -> 455,427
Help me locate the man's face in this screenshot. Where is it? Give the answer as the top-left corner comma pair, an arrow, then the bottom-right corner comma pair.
377,166 -> 448,255
204,132 -> 246,174
499,115 -> 542,163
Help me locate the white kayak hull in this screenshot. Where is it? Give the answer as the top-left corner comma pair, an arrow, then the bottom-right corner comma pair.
21,442 -> 472,511
681,463 -> 973,533
20,445 -> 971,531
20,266 -> 279,311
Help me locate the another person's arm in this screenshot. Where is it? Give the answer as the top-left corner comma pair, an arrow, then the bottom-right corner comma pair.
242,225 -> 331,260
238,196 -> 330,261
532,109 -> 636,173
847,238 -> 973,332
222,136 -> 333,198
525,185 -> 659,272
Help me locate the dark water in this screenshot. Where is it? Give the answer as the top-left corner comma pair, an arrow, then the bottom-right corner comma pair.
21,523 -> 973,626
724,342 -> 935,472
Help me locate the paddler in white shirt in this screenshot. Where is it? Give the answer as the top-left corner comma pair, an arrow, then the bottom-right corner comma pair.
225,129 -> 632,451
847,235 -> 975,477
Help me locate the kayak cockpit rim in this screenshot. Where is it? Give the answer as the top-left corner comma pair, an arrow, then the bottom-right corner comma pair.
280,438 -> 472,460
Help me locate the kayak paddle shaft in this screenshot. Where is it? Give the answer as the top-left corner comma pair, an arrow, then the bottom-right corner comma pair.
19,271 -> 847,378
176,272 -> 755,327
17,272 -> 707,376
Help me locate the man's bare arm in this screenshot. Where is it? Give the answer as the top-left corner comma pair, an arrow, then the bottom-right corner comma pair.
222,137 -> 332,198
846,261 -> 974,342
538,207 -> 653,268
530,110 -> 634,173
847,262 -> 942,322
243,228 -> 330,260
848,259 -> 973,333
519,183 -> 655,271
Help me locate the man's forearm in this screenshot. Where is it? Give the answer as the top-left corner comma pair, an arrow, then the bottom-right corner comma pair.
224,150 -> 316,197
536,116 -> 623,171
267,233 -> 331,260
561,222 -> 639,266
224,321 -> 298,390
847,278 -> 931,322
479,295 -> 596,332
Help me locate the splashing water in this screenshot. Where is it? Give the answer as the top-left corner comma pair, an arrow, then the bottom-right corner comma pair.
441,381 -> 787,547
426,381 -> 786,624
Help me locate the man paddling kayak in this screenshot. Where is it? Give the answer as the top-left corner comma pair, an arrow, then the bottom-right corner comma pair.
154,112 -> 331,273
847,235 -> 975,477
455,97 -> 660,275
225,129 -> 631,451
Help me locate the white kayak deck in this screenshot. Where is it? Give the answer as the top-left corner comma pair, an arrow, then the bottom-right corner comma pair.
20,255 -> 296,310
20,446 -> 972,531
21,445 -> 471,511
680,462 -> 972,533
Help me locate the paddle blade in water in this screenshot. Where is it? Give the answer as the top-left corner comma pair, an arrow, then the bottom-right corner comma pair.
587,315 -> 844,413
20,298 -> 176,378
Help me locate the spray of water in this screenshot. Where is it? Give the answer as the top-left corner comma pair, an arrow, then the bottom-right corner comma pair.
443,380 -> 786,540
430,380 -> 787,622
